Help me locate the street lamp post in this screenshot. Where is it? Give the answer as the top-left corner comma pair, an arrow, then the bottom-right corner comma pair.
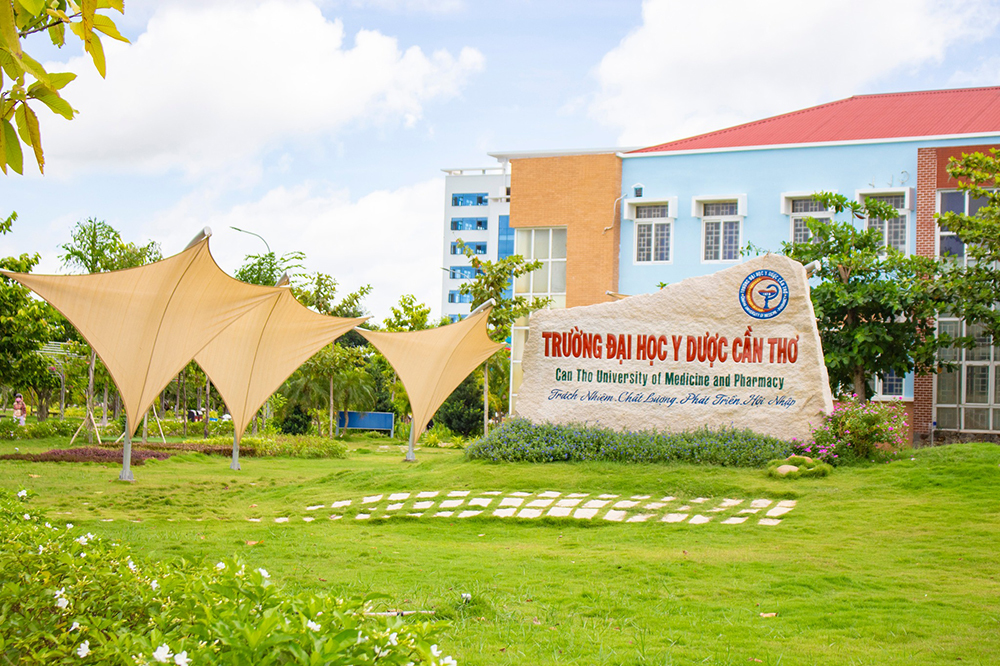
230,226 -> 272,254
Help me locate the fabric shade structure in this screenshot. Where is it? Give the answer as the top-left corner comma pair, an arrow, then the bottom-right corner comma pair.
194,288 -> 366,470
357,303 -> 502,461
0,230 -> 280,480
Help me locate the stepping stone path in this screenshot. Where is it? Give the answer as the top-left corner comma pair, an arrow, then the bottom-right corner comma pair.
248,492 -> 797,527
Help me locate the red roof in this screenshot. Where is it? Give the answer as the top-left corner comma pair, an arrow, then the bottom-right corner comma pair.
629,87 -> 1000,154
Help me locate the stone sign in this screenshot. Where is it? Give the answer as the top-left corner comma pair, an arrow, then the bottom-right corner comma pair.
515,254 -> 833,441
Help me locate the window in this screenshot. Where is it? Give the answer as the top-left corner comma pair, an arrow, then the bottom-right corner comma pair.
789,197 -> 830,244
696,199 -> 742,263
447,290 -> 473,304
871,369 -> 904,398
934,319 -> 1000,431
864,193 -> 907,253
497,215 -> 514,260
938,190 -> 990,263
451,242 -> 486,255
451,217 -> 488,231
634,204 -> 671,263
448,314 -> 462,323
451,193 -> 488,206
449,266 -> 480,279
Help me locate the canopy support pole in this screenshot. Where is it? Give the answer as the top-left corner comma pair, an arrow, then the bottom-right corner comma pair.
231,430 -> 242,471
405,422 -> 416,462
119,416 -> 134,481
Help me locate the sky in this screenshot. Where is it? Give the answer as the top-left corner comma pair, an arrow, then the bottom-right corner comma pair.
2,0 -> 1000,322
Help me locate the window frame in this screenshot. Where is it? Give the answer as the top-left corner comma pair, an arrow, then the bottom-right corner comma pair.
632,203 -> 673,265
855,187 -> 912,255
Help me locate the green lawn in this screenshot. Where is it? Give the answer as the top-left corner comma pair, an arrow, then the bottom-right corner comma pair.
2,435 -> 999,665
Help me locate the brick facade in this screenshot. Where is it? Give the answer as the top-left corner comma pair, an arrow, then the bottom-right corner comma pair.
509,153 -> 621,308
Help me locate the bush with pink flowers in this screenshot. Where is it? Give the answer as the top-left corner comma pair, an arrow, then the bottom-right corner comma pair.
796,396 -> 909,465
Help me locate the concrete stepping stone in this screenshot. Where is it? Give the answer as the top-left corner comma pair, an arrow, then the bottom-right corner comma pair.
483,491 -> 502,495
584,500 -> 609,509
689,515 -> 711,524
458,511 -> 481,518
708,508 -> 727,513
331,500 -> 351,509
759,518 -> 782,526
362,495 -> 382,504
722,516 -> 748,525
659,496 -> 676,502
388,493 -> 410,501
567,493 -> 589,498
417,491 -> 438,499
614,500 -> 638,509
499,498 -> 523,507
630,495 -> 651,500
766,506 -> 793,517
661,514 -> 687,523
573,508 -> 598,519
719,498 -> 743,507
469,498 -> 492,507
386,503 -> 403,511
677,505 -> 691,512
518,508 -> 543,518
248,518 -> 261,522
777,500 -> 797,508
101,518 -> 114,522
407,513 -> 423,517
644,502 -> 666,510
627,514 -> 654,523
440,499 -> 464,508
356,514 -> 370,520
435,511 -> 454,518
556,499 -> 582,507
329,515 -> 342,520
738,508 -> 760,514
690,497 -> 709,504
547,507 -> 572,517
598,494 -> 619,499
306,505 -> 324,511
511,492 -> 530,497
274,517 -> 289,523
448,491 -> 470,497
604,510 -> 627,522
414,501 -> 434,510
538,491 -> 561,498
303,517 -> 315,522
493,508 -> 517,517
750,499 -> 772,508
527,499 -> 553,508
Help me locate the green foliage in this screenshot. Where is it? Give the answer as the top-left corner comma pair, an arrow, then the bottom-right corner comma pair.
180,435 -> 348,459
435,373 -> 483,437
0,489 -> 451,665
783,193 -> 951,399
234,250 -> 304,286
280,405 -> 312,436
797,396 -> 910,465
0,0 -> 128,175
383,294 -> 432,332
766,455 -> 833,479
466,418 -> 792,467
0,417 -> 76,440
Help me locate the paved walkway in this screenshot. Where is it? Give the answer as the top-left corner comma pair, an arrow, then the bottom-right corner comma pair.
249,492 -> 796,526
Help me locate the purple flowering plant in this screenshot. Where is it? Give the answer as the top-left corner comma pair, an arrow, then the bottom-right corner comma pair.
796,395 -> 910,465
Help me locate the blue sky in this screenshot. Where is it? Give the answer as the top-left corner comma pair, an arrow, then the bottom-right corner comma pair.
2,0 -> 999,321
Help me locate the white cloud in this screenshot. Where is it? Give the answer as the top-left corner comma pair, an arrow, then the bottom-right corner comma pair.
591,0 -> 999,147
144,178 -> 446,322
41,0 -> 483,177
348,0 -> 464,13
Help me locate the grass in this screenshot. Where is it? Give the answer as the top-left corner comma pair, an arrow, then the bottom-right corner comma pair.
2,434 -> 999,665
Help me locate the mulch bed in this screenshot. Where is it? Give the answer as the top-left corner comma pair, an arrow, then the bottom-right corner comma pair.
0,447 -> 175,465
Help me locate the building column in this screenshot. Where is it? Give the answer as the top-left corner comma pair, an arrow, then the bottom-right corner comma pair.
912,147 -> 938,441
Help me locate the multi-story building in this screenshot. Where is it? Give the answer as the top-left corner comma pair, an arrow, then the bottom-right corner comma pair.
492,87 -> 1000,439
440,166 -> 513,322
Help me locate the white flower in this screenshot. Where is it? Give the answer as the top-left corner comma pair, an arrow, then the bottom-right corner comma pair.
441,656 -> 457,666
127,559 -> 137,572
356,631 -> 367,644
45,522 -> 51,528
66,523 -> 73,529
431,644 -> 442,657
257,568 -> 270,579
76,640 -> 90,658
80,552 -> 86,558
215,562 -> 225,570
17,489 -> 27,498
374,646 -> 388,658
152,644 -> 173,663
151,580 -> 159,591
54,587 -> 65,597
38,545 -> 44,554
56,597 -> 69,609
70,622 -> 81,632
23,513 -> 30,520
388,632 -> 398,646
306,620 -> 321,631
173,651 -> 190,666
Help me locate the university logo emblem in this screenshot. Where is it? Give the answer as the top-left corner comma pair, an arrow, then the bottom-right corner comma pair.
739,269 -> 789,320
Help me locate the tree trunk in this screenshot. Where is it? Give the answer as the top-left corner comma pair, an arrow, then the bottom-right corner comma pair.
853,366 -> 868,403
174,374 -> 181,416
203,375 -> 211,439
142,411 -> 148,444
101,384 -> 108,426
181,370 -> 188,436
113,391 -> 120,420
87,350 -> 96,444
329,376 -> 335,439
483,363 -> 489,437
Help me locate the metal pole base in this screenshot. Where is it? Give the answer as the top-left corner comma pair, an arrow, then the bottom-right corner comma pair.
230,460 -> 241,471
118,468 -> 135,482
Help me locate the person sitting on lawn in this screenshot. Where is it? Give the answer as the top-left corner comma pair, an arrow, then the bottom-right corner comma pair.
12,393 -> 26,426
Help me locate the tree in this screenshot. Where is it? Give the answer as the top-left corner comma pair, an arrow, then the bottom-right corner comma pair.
457,241 -> 550,433
784,193 -> 952,400
234,251 -> 304,287
383,294 -> 432,332
936,149 -> 1000,341
435,373 -> 483,437
1,0 -> 128,175
60,218 -> 161,440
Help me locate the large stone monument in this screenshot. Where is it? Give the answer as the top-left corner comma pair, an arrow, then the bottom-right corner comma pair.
515,254 -> 833,441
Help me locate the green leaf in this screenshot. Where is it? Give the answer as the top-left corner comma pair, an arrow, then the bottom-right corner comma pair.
92,14 -> 128,43
47,20 -> 64,47
14,49 -> 50,87
13,102 -> 30,144
0,1 -> 21,56
26,84 -> 74,119
85,31 -> 105,78
46,71 -> 75,90
97,0 -> 125,11
22,101 -> 41,173
2,118 -> 23,174
14,0 -> 45,16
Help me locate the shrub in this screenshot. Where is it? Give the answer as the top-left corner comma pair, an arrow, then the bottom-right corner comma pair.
465,418 -> 792,467
766,455 -> 833,479
797,396 -> 909,465
0,447 -> 173,465
175,435 -> 346,459
0,418 -> 78,441
0,490 -> 453,665
281,405 -> 312,435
